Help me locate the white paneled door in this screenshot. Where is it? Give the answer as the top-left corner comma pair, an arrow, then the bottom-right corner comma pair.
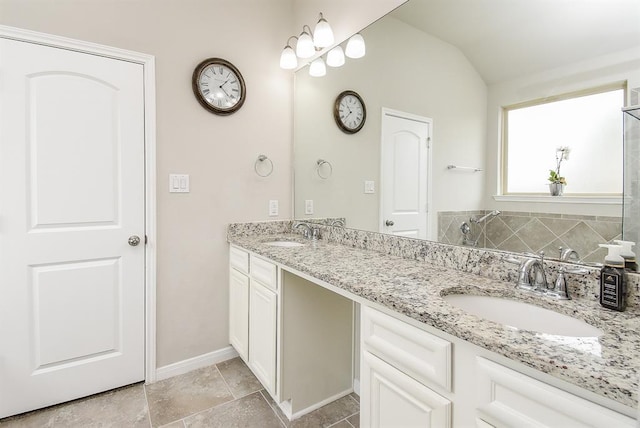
0,38 -> 146,418
380,110 -> 432,239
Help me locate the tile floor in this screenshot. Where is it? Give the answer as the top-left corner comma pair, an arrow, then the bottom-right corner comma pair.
0,357 -> 360,428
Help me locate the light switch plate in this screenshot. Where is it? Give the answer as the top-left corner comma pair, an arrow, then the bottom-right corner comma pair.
269,200 -> 279,216
364,180 -> 375,194
169,174 -> 190,193
305,199 -> 314,215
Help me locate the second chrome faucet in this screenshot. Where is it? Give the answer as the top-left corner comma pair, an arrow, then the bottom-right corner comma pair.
511,251 -> 589,300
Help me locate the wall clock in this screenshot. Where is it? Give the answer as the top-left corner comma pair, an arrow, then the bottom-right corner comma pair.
192,58 -> 246,115
333,90 -> 366,134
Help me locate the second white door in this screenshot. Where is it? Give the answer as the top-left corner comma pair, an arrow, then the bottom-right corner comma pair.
380,110 -> 432,239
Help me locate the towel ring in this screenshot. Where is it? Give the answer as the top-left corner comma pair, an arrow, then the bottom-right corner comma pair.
316,159 -> 333,179
255,155 -> 274,177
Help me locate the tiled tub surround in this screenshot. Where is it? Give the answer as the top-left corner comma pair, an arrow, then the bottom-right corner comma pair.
439,210 -> 622,263
228,220 -> 640,412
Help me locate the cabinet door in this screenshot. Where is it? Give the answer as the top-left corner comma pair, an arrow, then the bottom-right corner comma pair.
249,280 -> 277,394
229,268 -> 249,362
361,351 -> 451,428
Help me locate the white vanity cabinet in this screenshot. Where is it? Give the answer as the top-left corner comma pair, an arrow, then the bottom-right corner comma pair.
248,255 -> 278,395
228,246 -> 278,395
360,305 -> 635,428
229,246 -> 250,361
361,305 -> 452,427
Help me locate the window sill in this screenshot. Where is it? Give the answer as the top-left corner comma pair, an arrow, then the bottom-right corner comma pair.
493,195 -> 622,205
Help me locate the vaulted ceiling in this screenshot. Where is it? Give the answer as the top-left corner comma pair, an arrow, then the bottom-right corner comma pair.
391,0 -> 640,84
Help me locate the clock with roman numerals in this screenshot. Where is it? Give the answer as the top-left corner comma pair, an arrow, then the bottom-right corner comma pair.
333,90 -> 366,134
192,58 -> 246,115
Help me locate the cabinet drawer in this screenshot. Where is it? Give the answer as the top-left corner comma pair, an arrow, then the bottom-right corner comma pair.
250,255 -> 277,291
229,246 -> 249,274
475,357 -> 635,427
361,306 -> 451,392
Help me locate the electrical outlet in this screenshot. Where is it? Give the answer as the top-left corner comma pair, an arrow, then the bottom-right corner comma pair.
269,200 -> 279,216
364,180 -> 375,194
305,199 -> 314,215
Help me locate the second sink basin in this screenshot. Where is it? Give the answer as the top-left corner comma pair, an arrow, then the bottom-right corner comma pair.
443,294 -> 602,337
264,241 -> 305,247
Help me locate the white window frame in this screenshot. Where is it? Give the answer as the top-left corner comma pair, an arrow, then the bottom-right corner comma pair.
499,83 -> 626,204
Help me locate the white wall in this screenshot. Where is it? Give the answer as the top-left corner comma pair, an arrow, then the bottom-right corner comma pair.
485,48 -> 640,217
0,0 -> 294,367
294,16 -> 487,233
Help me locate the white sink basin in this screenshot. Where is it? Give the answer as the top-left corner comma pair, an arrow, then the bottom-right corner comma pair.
443,294 -> 602,337
264,241 -> 305,247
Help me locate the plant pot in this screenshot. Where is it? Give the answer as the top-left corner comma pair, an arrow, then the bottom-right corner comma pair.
549,182 -> 565,196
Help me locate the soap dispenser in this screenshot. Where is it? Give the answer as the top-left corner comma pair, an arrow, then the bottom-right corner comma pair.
598,244 -> 627,311
613,239 -> 638,271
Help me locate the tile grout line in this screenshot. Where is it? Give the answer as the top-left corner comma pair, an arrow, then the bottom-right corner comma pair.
214,364 -> 239,400
142,383 -> 154,428
259,390 -> 288,428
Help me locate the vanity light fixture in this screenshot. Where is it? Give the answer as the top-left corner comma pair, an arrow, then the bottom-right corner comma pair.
313,13 -> 334,48
279,36 -> 298,69
309,57 -> 326,77
279,13 -> 365,76
296,26 -> 315,58
345,33 -> 366,58
326,46 -> 345,67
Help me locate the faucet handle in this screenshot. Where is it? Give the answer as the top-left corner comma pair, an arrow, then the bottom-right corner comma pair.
548,266 -> 571,300
311,227 -> 320,240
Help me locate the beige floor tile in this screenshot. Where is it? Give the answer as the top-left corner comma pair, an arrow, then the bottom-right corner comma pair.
145,366 -> 233,427
159,421 -> 185,428
183,392 -> 283,428
327,420 -> 352,428
0,383 -> 149,428
290,395 -> 359,428
347,413 -> 359,428
216,358 -> 262,398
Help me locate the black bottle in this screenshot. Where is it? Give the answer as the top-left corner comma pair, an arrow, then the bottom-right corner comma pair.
599,244 -> 626,312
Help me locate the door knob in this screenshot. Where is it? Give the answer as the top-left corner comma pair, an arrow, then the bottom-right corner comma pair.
128,235 -> 141,246
385,220 -> 394,226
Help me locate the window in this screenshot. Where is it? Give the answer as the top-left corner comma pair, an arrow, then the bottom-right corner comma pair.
503,86 -> 624,195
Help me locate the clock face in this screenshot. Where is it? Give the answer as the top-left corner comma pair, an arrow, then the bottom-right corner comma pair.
334,90 -> 366,133
192,58 -> 246,115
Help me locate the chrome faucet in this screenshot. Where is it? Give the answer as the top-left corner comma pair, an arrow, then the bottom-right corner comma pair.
293,221 -> 312,239
330,219 -> 345,227
511,251 -> 590,300
292,222 -> 319,240
559,247 -> 580,262
517,257 -> 548,292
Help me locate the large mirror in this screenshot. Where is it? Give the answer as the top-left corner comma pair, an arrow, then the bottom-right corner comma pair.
294,0 -> 640,263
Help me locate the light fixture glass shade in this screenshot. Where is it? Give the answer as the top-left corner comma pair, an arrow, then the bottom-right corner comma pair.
313,14 -> 334,48
279,46 -> 298,69
296,30 -> 315,58
326,46 -> 345,67
345,33 -> 366,58
309,57 -> 326,77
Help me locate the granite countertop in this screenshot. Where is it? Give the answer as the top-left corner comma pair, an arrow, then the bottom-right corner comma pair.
228,233 -> 640,410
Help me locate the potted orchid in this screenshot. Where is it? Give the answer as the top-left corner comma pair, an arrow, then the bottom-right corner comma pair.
548,146 -> 570,196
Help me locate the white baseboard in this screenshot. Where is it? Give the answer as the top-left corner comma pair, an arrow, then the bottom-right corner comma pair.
353,378 -> 360,396
154,346 -> 239,382
287,388 -> 354,421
